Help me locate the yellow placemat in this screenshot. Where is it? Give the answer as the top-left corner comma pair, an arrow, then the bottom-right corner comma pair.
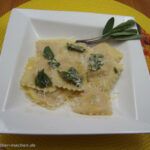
0,0 -> 150,150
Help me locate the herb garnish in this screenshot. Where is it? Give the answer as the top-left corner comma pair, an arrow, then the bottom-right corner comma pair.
43,46 -> 60,69
35,69 -> 52,88
48,59 -> 60,69
43,46 -> 54,60
58,67 -> 82,87
102,17 -> 114,35
113,67 -> 118,74
67,43 -> 86,53
76,17 -> 141,44
88,54 -> 104,71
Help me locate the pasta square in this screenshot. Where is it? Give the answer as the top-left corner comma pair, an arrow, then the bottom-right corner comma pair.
20,56 -> 56,92
70,84 -> 112,115
36,39 -> 88,91
25,87 -> 66,109
91,42 -> 123,62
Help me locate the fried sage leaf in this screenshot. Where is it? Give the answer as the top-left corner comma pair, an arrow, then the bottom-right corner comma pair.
58,67 -> 82,87
113,67 -> 118,74
88,54 -> 104,71
67,43 -> 86,53
43,46 -> 60,69
43,46 -> 54,60
48,58 -> 60,69
35,69 -> 52,88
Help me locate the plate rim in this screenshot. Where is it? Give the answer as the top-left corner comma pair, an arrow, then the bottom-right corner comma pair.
0,8 -> 150,134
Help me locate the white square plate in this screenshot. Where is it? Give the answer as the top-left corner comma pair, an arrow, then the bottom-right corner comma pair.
0,9 -> 150,134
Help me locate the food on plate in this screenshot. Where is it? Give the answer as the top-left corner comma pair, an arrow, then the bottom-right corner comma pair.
20,39 -> 123,115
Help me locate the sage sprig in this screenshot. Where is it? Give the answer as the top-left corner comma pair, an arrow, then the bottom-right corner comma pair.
76,17 -> 141,45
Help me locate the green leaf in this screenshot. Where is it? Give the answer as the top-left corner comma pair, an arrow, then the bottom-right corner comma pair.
43,46 -> 54,60
111,30 -> 137,37
58,67 -> 82,87
75,19 -> 139,45
125,29 -> 138,33
35,69 -> 52,88
88,54 -> 104,71
48,58 -> 60,69
113,67 -> 118,74
43,46 -> 60,69
111,34 -> 141,41
102,17 -> 114,35
112,20 -> 135,33
67,43 -> 86,53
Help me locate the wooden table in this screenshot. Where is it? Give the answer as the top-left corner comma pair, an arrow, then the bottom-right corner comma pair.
0,0 -> 150,17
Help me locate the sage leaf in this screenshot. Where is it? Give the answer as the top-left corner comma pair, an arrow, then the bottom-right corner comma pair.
125,29 -> 138,33
111,34 -> 141,41
48,59 -> 60,69
43,46 -> 60,69
113,67 -> 118,74
35,69 -> 52,88
58,67 -> 82,87
112,20 -> 135,33
111,30 -> 137,37
43,46 -> 54,60
88,54 -> 104,71
67,43 -> 86,53
102,17 -> 114,35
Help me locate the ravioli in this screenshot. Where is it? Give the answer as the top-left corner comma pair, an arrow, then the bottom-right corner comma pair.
20,56 -> 56,92
87,59 -> 123,91
51,61 -> 87,91
25,87 -> 67,109
87,43 -> 123,92
91,42 -> 123,62
36,39 -> 70,59
36,39 -> 88,91
70,83 -> 112,115
21,39 -> 123,115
